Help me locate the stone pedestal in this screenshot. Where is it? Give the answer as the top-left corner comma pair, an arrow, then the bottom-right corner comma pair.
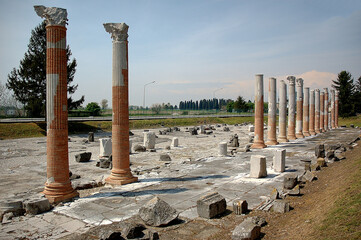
277,80 -> 288,143
273,149 -> 286,173
99,138 -> 112,157
335,91 -> 339,128
320,92 -> 324,133
34,5 -> 78,203
303,87 -> 310,136
309,89 -> 316,135
144,132 -> 156,149
314,89 -> 321,134
104,23 -> 137,185
324,88 -> 329,131
219,142 -> 227,156
171,137 -> 178,147
287,76 -> 297,140
197,192 -> 226,219
295,78 -> 304,138
251,74 -> 266,149
266,77 -> 278,145
250,155 -> 267,178
331,90 -> 335,129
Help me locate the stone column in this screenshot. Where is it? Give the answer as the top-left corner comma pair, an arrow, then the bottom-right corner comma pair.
309,89 -> 316,135
251,74 -> 266,149
315,89 -> 321,134
104,23 -> 137,185
277,80 -> 288,143
324,88 -> 329,131
320,92 -> 324,133
287,76 -> 296,140
335,91 -> 339,128
34,5 -> 78,203
266,77 -> 278,145
302,87 -> 310,136
296,78 -> 304,138
331,90 -> 335,129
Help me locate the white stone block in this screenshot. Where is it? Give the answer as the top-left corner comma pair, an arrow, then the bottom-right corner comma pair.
219,142 -> 227,156
248,125 -> 255,132
250,155 -> 267,178
144,132 -> 156,149
171,137 -> 179,147
273,149 -> 286,172
99,138 -> 112,157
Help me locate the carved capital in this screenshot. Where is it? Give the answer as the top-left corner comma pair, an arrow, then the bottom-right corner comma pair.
34,5 -> 67,27
104,23 -> 129,41
323,87 -> 328,93
315,89 -> 320,93
296,78 -> 303,87
287,76 -> 295,85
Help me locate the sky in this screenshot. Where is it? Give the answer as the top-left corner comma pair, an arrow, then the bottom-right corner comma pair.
1,0 -> 361,108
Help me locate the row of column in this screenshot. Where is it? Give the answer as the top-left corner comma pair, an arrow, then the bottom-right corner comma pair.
35,5 -> 137,203
251,74 -> 339,149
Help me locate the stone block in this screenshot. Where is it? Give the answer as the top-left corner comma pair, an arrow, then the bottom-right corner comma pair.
171,137 -> 179,147
270,188 -> 279,200
272,200 -> 290,213
144,132 -> 156,149
283,173 -> 297,189
311,163 -> 321,171
160,154 -> 172,161
315,144 -> 325,158
139,196 -> 178,226
88,132 -> 94,142
302,171 -> 316,182
23,197 -> 51,215
134,144 -> 146,152
99,157 -> 111,169
232,220 -> 260,240
248,125 -> 255,132
99,138 -> 112,157
0,200 -> 25,222
273,149 -> 286,172
233,199 -> 248,215
250,155 -> 267,178
317,158 -> 327,167
120,222 -> 145,239
197,192 -> 226,219
223,126 -> 230,131
75,152 -> 92,162
200,125 -> 206,134
219,142 -> 227,156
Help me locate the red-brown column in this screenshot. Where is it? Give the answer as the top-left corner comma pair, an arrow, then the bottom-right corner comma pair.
309,89 -> 316,135
104,23 -> 137,185
251,74 -> 266,149
324,88 -> 329,131
320,92 -> 324,133
315,89 -> 321,134
266,77 -> 278,145
303,87 -> 310,136
335,91 -> 339,128
34,5 -> 78,203
296,78 -> 304,138
287,76 -> 296,140
331,90 -> 335,129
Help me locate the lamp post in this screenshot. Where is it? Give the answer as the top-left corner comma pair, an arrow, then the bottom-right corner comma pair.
143,81 -> 155,114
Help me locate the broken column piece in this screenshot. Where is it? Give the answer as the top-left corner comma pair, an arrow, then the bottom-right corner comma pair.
219,142 -> 227,156
273,149 -> 286,173
144,132 -> 156,149
250,155 -> 267,178
171,137 -> 178,147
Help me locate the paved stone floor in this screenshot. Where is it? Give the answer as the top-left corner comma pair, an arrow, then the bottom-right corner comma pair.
0,124 -> 360,239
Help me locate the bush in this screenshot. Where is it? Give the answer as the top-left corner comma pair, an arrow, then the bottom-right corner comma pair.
85,102 -> 101,116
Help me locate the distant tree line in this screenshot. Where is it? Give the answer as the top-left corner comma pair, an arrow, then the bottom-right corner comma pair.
179,98 -> 230,111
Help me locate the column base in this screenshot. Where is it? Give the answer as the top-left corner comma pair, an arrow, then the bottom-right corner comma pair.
105,170 -> 138,186
277,137 -> 289,143
296,133 -> 304,138
287,135 -> 297,140
43,183 -> 78,204
309,130 -> 316,135
266,140 -> 278,145
303,131 -> 311,137
251,142 -> 267,149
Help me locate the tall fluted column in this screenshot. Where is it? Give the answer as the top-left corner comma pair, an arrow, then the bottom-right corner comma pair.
315,89 -> 320,134
331,90 -> 335,129
296,78 -> 304,138
320,92 -> 324,133
335,91 -> 339,128
266,77 -> 278,145
251,74 -> 267,149
277,80 -> 288,143
303,87 -> 310,136
287,76 -> 296,140
104,23 -> 138,185
324,88 -> 329,131
309,89 -> 316,135
34,5 -> 78,203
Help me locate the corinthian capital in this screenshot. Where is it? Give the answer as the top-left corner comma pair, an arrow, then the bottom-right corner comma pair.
103,23 -> 129,41
287,76 -> 295,85
296,78 -> 304,87
34,5 -> 68,27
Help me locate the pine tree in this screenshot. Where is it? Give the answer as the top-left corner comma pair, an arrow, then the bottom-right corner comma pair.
6,22 -> 84,117
332,71 -> 355,117
354,76 -> 361,114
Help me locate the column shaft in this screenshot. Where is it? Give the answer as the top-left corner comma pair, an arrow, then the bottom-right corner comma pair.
335,91 -> 339,128
320,92 -> 324,132
315,89 -> 320,133
296,78 -> 304,138
303,87 -> 310,136
251,74 -> 266,149
324,88 -> 329,131
266,77 -> 278,145
287,76 -> 296,140
309,89 -> 316,135
278,80 -> 288,142
331,90 -> 335,129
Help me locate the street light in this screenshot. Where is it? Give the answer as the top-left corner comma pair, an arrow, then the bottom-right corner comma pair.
213,88 -> 223,99
143,81 -> 155,114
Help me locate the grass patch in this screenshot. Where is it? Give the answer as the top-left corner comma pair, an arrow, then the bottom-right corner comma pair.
0,122 -> 46,139
338,115 -> 361,127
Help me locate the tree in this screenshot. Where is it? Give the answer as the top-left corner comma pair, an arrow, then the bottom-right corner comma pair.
332,71 -> 355,117
150,103 -> 162,114
86,102 -> 101,116
100,99 -> 108,110
6,22 -> 84,117
234,96 -> 247,112
226,100 -> 234,112
354,76 -> 361,114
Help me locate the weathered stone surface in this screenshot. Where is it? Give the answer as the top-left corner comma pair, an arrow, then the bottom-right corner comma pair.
317,158 -> 327,167
302,170 -> 316,182
105,232 -> 124,240
75,152 -> 92,162
273,149 -> 286,172
250,155 -> 267,178
219,142 -> 228,156
315,144 -> 325,158
248,125 -> 255,132
230,134 -> 240,147
120,222 -> 145,239
233,199 -> 248,215
159,154 -> 172,162
310,163 -> 321,171
0,200 -> 25,222
272,200 -> 290,213
171,137 -> 179,147
144,132 -> 156,149
142,229 -> 160,240
232,219 -> 261,240
285,184 -> 300,196
326,150 -> 335,159
246,216 -> 267,227
197,192 -> 226,219
99,157 -> 112,169
23,197 -> 51,215
99,138 -> 112,157
139,197 -> 178,226
223,126 -> 230,132
334,150 -> 346,160
189,128 -> 198,135
270,188 -> 279,200
283,173 -> 298,189
88,132 -> 94,142
134,144 -> 146,152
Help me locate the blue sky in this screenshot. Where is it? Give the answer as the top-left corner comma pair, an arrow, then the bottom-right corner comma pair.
1,0 -> 361,107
